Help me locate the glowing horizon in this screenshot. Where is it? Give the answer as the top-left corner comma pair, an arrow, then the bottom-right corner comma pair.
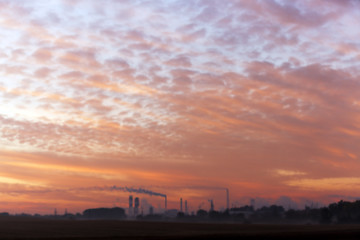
0,0 -> 360,214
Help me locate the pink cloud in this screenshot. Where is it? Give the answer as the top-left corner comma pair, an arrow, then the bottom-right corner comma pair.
58,50 -> 100,69
33,67 -> 53,79
166,56 -> 192,67
105,59 -> 130,69
32,48 -> 53,62
59,71 -> 85,79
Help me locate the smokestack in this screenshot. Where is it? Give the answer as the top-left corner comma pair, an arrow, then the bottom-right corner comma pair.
129,195 -> 133,208
134,197 -> 139,215
129,195 -> 134,217
135,197 -> 140,208
226,188 -> 229,210
185,200 -> 188,214
180,198 -> 183,212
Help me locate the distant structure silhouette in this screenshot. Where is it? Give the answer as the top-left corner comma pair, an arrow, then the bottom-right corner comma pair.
226,188 -> 230,210
180,198 -> 183,212
134,197 -> 140,216
209,199 -> 214,212
129,195 -> 133,217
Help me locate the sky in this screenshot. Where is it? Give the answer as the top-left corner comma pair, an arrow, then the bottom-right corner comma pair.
0,0 -> 360,214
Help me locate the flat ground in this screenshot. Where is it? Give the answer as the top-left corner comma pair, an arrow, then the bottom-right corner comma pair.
0,217 -> 360,239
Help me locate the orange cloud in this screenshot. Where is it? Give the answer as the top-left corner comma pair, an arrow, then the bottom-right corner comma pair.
285,177 -> 360,192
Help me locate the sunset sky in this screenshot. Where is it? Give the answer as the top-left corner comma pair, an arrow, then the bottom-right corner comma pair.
0,0 -> 360,214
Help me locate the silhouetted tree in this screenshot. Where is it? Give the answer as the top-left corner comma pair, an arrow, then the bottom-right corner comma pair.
209,210 -> 220,219
256,205 -> 284,221
231,205 -> 254,212
285,209 -> 298,220
327,200 -> 360,223
320,207 -> 332,223
83,207 -> 126,219
196,209 -> 208,217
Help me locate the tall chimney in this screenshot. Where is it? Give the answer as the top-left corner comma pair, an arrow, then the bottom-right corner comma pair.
129,195 -> 133,208
134,197 -> 140,215
185,200 -> 188,214
180,198 -> 183,212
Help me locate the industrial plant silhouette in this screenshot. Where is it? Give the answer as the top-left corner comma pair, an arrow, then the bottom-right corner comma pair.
2,186 -> 360,224
2,187 -> 360,239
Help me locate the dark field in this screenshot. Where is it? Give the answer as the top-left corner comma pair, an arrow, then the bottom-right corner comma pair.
1,217 -> 360,240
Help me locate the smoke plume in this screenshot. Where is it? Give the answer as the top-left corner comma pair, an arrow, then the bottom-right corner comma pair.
70,185 -> 167,198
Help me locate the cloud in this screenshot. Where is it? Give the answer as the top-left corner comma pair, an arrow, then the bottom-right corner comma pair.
58,50 -> 100,69
33,67 -> 53,79
165,56 -> 192,67
0,0 -> 359,213
285,177 -> 360,191
59,71 -> 85,79
105,58 -> 130,69
32,48 -> 53,62
0,176 -> 45,187
273,169 -> 307,177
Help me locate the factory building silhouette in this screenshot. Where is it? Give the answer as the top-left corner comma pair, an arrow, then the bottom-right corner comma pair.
40,186 -> 232,220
